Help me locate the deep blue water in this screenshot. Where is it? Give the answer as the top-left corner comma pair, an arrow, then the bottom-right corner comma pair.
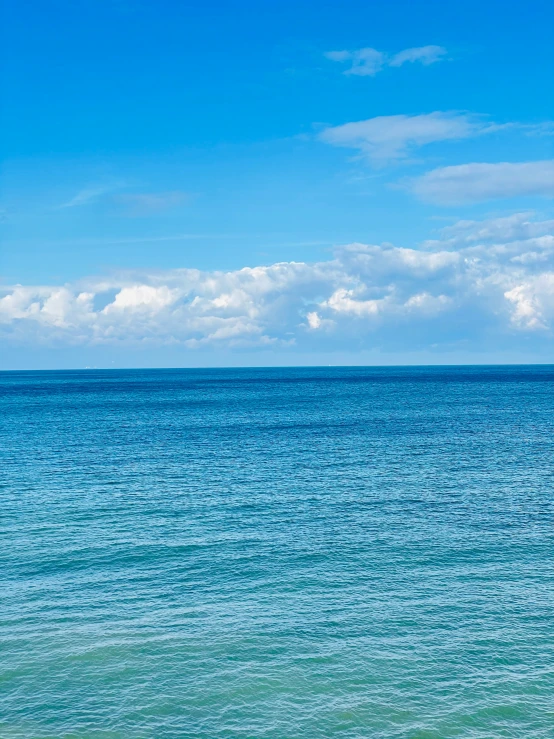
1,366 -> 554,738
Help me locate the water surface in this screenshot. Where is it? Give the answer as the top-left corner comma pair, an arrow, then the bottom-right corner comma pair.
1,366 -> 553,738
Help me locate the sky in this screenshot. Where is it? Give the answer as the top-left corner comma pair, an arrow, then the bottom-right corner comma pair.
1,0 -> 553,368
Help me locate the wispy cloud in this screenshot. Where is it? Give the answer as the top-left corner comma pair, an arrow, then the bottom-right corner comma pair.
389,45 -> 447,67
324,48 -> 386,76
325,45 -> 447,76
57,184 -> 117,209
57,186 -> 188,215
411,160 -> 554,204
2,214 -> 554,349
423,212 -> 554,249
114,191 -> 189,216
319,112 -> 499,165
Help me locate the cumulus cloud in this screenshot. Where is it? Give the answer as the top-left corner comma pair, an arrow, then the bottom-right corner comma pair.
411,160 -> 554,204
325,45 -> 447,76
319,112 -> 499,164
2,214 -> 554,352
103,285 -> 179,312
504,282 -> 547,330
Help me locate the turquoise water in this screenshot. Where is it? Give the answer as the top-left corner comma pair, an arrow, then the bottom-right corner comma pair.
1,366 -> 554,739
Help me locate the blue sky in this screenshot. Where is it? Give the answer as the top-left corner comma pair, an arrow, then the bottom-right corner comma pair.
1,0 -> 553,368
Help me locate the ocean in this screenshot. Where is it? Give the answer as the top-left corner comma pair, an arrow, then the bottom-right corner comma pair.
1,366 -> 553,738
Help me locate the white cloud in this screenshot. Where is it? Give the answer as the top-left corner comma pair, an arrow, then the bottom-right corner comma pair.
411,160 -> 554,204
427,212 -> 554,255
504,284 -> 545,329
432,212 -> 554,244
389,45 -> 447,67
319,112 -> 496,164
323,288 -> 386,316
2,214 -> 554,351
324,47 -> 386,76
306,311 -> 322,329
503,273 -> 554,330
325,45 -> 447,76
103,285 -> 178,312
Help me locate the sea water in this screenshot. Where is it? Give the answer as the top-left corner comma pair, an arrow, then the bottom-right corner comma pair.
1,366 -> 553,738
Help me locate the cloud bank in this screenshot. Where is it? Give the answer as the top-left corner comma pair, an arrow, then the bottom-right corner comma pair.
2,215 -> 554,354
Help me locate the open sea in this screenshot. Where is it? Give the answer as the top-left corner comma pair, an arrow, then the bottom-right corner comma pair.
1,366 -> 554,739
